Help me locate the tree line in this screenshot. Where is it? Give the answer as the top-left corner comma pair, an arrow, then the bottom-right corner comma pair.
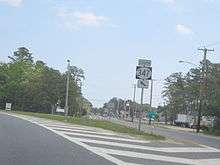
0,47 -> 92,115
91,97 -> 156,119
161,60 -> 220,122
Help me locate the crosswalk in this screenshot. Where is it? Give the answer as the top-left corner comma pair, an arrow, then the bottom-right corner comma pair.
8,114 -> 220,165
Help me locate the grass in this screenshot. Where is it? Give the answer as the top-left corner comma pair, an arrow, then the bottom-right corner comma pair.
203,127 -> 220,137
1,110 -> 165,140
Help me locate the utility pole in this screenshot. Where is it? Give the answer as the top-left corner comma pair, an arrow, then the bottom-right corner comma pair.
117,98 -> 120,118
65,60 -> 70,119
79,81 -> 82,117
132,84 -> 136,122
197,47 -> 214,133
138,88 -> 144,131
164,102 -> 167,125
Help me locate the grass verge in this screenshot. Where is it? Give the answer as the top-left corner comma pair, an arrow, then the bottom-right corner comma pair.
1,110 -> 165,140
203,127 -> 220,137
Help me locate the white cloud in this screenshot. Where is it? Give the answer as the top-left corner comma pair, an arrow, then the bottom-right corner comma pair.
160,0 -> 175,4
57,9 -> 108,30
0,0 -> 23,7
204,0 -> 215,2
176,24 -> 192,34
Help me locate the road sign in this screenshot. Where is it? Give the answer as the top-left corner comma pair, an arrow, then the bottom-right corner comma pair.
138,59 -> 151,67
137,79 -> 149,89
147,111 -> 157,120
56,106 -> 65,113
5,103 -> 12,111
136,66 -> 152,80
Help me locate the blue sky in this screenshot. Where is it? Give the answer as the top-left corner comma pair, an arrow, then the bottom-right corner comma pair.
0,0 -> 220,107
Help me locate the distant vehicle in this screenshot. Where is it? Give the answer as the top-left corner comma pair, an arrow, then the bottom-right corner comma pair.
201,116 -> 215,127
174,114 -> 195,128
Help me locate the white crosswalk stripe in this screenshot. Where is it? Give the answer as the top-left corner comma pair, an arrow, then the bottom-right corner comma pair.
91,147 -> 220,165
45,126 -> 120,136
67,137 -> 220,153
58,130 -> 152,143
5,113 -> 220,165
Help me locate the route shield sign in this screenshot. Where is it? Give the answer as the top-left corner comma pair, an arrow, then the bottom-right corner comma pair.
136,66 -> 152,80
137,79 -> 149,89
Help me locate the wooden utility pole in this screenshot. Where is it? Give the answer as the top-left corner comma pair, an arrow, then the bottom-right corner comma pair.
197,47 -> 214,133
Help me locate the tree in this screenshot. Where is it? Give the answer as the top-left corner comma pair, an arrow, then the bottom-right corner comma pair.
0,47 -> 89,116
69,66 -> 85,84
162,60 -> 220,123
8,47 -> 33,63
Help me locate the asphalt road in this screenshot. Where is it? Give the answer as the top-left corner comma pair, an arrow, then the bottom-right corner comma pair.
1,112 -> 220,165
111,119 -> 220,149
0,113 -> 115,165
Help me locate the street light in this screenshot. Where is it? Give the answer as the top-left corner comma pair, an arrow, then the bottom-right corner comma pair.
65,60 -> 70,119
178,60 -> 199,67
178,60 -> 203,133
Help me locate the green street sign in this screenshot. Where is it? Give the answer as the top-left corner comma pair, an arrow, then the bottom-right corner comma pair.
147,111 -> 157,120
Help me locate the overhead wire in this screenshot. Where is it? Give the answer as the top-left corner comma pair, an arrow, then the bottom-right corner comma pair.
205,41 -> 220,48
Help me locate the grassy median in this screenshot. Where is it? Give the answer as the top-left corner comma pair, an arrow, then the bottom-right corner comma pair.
1,110 -> 165,140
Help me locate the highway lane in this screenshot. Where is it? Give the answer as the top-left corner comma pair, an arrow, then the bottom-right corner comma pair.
110,119 -> 220,149
1,112 -> 220,165
0,113 -> 115,165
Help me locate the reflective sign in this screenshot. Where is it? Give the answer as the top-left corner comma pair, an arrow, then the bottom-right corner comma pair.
137,79 -> 149,89
136,66 -> 152,80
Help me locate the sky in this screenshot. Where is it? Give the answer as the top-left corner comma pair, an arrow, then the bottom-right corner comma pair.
0,0 -> 220,108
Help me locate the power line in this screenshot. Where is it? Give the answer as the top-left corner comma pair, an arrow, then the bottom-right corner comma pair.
205,41 -> 220,47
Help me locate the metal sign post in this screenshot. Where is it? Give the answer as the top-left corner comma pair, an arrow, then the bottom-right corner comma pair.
138,88 -> 144,131
136,59 -> 152,132
149,79 -> 153,125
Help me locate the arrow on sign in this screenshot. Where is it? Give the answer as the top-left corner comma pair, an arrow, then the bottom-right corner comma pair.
137,79 -> 149,89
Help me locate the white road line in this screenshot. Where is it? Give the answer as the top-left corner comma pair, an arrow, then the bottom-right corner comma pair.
198,144 -> 220,152
43,124 -> 96,131
69,137 -> 219,153
48,127 -> 118,136
38,123 -> 133,165
91,147 -> 220,165
195,159 -> 220,165
3,113 -> 130,165
4,113 -> 220,165
58,130 -> 151,143
27,120 -> 100,132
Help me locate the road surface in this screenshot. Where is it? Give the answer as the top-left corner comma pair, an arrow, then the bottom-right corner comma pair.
0,113 -> 114,165
110,119 -> 220,149
1,112 -> 220,165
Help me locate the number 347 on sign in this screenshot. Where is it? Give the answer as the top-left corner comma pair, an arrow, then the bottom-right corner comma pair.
136,66 -> 152,80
